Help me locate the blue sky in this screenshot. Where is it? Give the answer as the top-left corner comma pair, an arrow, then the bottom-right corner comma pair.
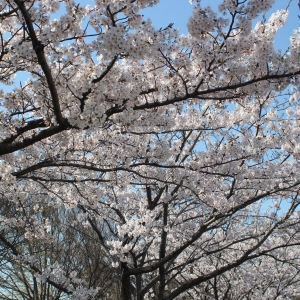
142,0 -> 299,50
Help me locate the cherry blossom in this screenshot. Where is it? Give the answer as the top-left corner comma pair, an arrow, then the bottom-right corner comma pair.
0,0 -> 300,299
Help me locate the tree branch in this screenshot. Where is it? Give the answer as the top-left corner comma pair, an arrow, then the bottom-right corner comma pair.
13,0 -> 67,126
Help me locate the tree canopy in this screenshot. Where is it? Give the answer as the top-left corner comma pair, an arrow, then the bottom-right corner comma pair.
1,0 -> 300,299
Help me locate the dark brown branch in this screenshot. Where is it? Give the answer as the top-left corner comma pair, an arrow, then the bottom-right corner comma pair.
1,119 -> 46,144
9,107 -> 41,117
18,176 -> 110,183
14,0 -> 66,126
105,70 -> 300,118
79,55 -> 118,112
158,203 -> 168,300
0,7 -> 18,18
136,71 -> 300,110
148,187 -> 165,210
12,161 -> 125,177
0,124 -> 68,156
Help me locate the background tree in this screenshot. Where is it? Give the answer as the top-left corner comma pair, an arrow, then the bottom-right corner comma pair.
0,0 -> 300,299
0,196 -> 121,299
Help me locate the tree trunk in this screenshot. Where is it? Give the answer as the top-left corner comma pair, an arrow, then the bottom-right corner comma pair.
121,264 -> 132,300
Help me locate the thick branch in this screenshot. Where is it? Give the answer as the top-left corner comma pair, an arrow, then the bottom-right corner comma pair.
0,124 -> 67,156
14,0 -> 66,126
106,70 -> 300,117
1,119 -> 46,144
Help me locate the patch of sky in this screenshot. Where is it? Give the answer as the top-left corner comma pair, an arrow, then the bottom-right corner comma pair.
142,0 -> 299,51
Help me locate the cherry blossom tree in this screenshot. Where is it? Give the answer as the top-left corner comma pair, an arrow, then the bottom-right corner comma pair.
1,0 -> 300,299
